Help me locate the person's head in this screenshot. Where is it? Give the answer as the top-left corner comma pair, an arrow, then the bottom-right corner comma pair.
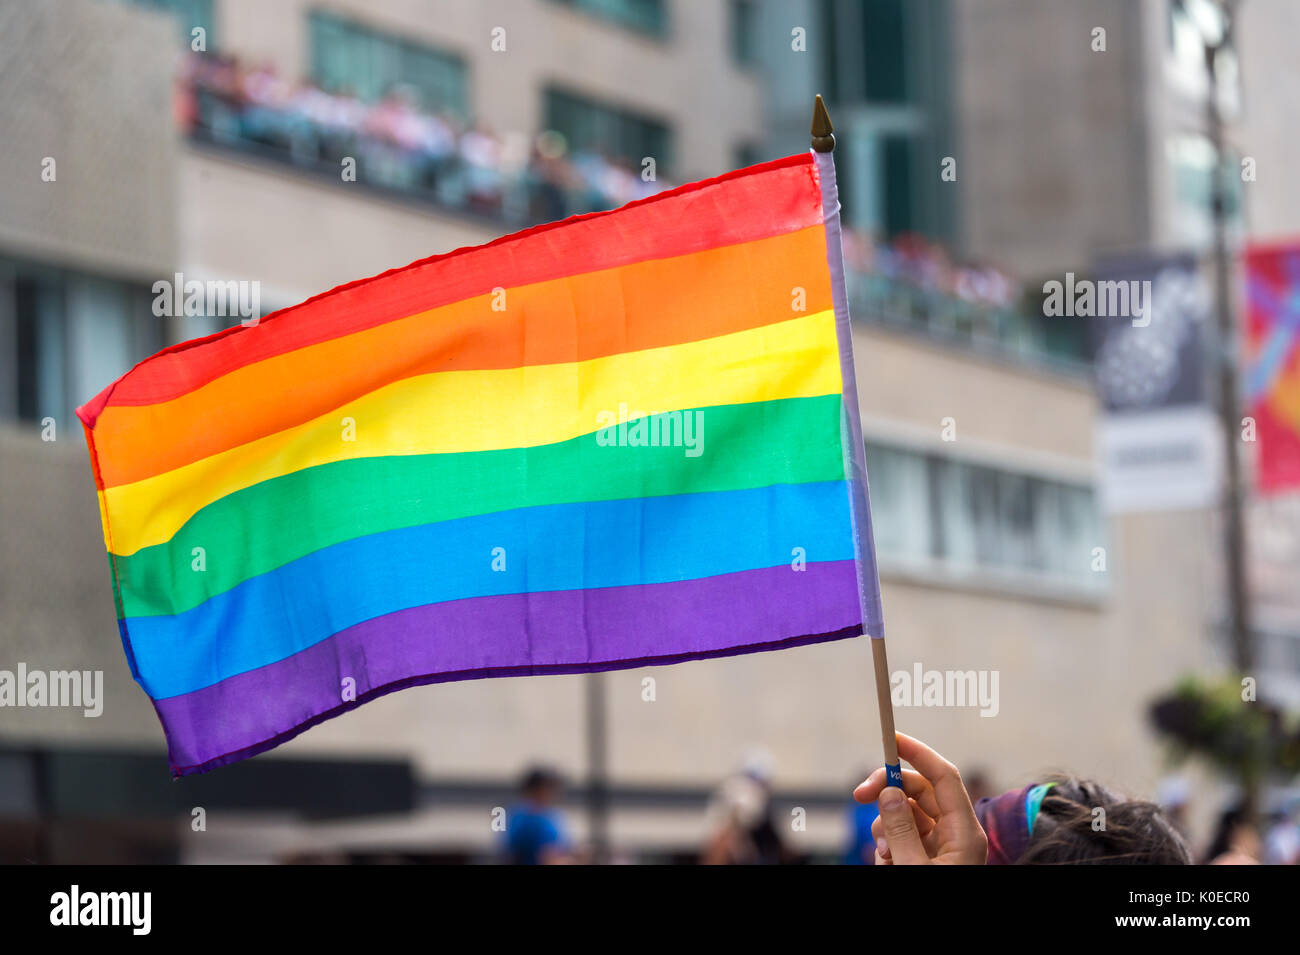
741,747 -> 775,790
1156,774 -> 1191,832
519,765 -> 563,807
963,768 -> 994,804
976,774 -> 1191,865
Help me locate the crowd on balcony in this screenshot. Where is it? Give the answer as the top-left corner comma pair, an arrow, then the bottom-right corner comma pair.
838,231 -> 1084,363
174,51 -> 668,224
173,51 -> 1072,361
842,230 -> 1020,311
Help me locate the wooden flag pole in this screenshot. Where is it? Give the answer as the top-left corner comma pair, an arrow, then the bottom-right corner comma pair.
811,95 -> 903,789
871,631 -> 902,787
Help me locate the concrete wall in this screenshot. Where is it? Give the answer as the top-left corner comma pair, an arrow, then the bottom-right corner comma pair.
1231,0 -> 1300,242
178,148 -> 500,308
955,0 -> 1300,262
0,0 -> 180,747
0,0 -> 178,280
0,425 -> 161,749
952,0 -> 1151,275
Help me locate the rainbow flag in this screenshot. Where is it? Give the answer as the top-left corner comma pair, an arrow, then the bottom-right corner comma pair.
77,151 -> 883,776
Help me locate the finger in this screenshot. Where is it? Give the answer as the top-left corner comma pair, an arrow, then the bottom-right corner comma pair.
854,767 -> 885,802
875,784 -> 930,864
870,798 -> 935,844
895,734 -> 987,857
912,799 -> 936,837
870,819 -> 891,862
873,790 -> 933,861
855,768 -> 941,819
922,822 -> 945,857
895,732 -> 978,820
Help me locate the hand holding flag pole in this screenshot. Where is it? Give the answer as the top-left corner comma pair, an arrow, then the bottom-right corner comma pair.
811,95 -> 904,790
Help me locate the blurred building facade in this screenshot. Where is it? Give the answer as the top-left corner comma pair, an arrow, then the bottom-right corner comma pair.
946,0 -> 1300,709
1,0 -> 1297,862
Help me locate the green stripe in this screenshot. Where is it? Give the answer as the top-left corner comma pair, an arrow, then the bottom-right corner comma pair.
115,395 -> 846,619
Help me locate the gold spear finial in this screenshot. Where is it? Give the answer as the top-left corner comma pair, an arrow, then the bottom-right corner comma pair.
811,94 -> 835,153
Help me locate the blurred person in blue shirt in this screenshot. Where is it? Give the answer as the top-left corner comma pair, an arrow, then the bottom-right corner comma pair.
844,795 -> 880,865
503,766 -> 574,865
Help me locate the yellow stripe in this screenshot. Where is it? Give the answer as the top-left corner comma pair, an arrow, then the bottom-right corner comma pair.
102,311 -> 841,556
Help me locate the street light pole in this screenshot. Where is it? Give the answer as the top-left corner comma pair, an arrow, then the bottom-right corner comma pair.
585,671 -> 610,863
1202,2 -> 1253,679
1200,0 -> 1260,819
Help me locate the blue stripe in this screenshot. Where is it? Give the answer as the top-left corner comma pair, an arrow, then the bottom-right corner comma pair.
127,482 -> 854,699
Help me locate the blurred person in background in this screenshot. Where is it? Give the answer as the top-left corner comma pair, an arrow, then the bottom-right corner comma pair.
289,77 -> 350,163
701,749 -> 790,864
1156,774 -> 1192,838
1264,801 -> 1300,864
362,86 -> 424,191
569,147 -> 616,214
526,131 -> 572,224
843,770 -> 880,865
962,768 -> 995,805
239,60 -> 295,150
459,123 -> 506,214
1204,803 -> 1262,865
189,51 -> 244,143
501,765 -> 574,865
854,734 -> 1189,864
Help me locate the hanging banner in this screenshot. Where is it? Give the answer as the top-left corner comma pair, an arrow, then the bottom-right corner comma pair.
1244,242 -> 1300,493
1088,252 -> 1219,513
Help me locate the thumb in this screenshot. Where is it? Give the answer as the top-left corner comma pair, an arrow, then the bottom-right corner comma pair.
877,785 -> 929,865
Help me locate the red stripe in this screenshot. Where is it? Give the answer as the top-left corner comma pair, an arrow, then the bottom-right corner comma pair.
77,153 -> 820,426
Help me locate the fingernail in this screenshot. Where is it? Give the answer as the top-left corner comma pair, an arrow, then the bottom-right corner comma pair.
879,786 -> 904,809
876,837 -> 888,855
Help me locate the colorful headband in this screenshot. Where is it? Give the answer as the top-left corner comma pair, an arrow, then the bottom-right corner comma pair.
975,782 -> 1059,865
1025,782 -> 1057,837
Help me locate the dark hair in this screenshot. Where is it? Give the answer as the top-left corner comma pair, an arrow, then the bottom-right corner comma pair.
519,765 -> 562,794
1201,804 -> 1246,864
1018,774 -> 1190,865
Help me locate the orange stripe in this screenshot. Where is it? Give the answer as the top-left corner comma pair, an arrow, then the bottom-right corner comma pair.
92,226 -> 832,488
79,154 -> 820,419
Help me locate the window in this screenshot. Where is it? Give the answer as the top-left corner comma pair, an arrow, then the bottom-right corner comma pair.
549,0 -> 668,36
1167,134 -> 1242,250
821,0 -> 908,105
881,135 -> 915,239
1166,0 -> 1241,111
1168,0 -> 1222,68
0,259 -> 161,430
309,11 -> 468,117
863,444 -> 933,567
865,441 -> 1105,594
862,0 -> 908,104
730,0 -> 759,68
123,0 -> 216,47
734,142 -> 764,170
544,87 -> 673,172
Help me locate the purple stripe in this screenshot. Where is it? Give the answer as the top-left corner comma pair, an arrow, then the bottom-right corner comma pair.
813,148 -> 885,638
155,561 -> 863,776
